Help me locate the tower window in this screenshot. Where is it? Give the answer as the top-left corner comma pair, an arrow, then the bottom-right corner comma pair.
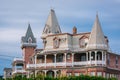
53,37 -> 60,48
28,37 -> 32,43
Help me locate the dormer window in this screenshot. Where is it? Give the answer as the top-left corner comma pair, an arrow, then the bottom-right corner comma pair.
79,36 -> 88,48
28,37 -> 32,43
53,37 -> 60,48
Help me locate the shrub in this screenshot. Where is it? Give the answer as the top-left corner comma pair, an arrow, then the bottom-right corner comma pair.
2,74 -> 118,80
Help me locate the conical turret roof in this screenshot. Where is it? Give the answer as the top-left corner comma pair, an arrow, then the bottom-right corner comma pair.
87,14 -> 108,50
42,9 -> 61,38
21,23 -> 36,43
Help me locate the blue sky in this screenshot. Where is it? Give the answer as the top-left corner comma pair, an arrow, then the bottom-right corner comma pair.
0,0 -> 120,75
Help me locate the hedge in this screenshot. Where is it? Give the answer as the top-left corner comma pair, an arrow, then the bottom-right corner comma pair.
0,74 -> 117,80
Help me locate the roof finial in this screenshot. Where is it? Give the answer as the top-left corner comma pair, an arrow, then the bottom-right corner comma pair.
28,22 -> 30,27
96,11 -> 99,18
50,0 -> 54,10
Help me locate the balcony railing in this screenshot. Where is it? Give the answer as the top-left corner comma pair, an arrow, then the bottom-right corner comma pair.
27,60 -> 105,69
12,68 -> 26,74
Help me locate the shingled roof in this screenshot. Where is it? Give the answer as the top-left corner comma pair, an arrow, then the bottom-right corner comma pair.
21,23 -> 36,43
86,14 -> 108,50
42,9 -> 62,38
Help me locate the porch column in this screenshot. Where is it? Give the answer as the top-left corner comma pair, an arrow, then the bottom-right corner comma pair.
102,51 -> 104,66
28,70 -> 30,78
86,52 -> 88,65
72,53 -> 74,67
105,52 -> 106,66
44,55 -> 46,68
64,53 -> 67,67
35,55 -> 37,77
15,63 -> 16,71
89,51 -> 91,66
54,70 -> 57,78
27,62 -> 30,77
95,51 -> 97,66
44,70 -> 47,77
54,54 -> 56,68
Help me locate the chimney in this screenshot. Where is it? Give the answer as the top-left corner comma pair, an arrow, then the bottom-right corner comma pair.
73,26 -> 77,34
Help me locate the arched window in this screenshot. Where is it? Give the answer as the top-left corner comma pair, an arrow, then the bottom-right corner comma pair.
44,25 -> 50,34
53,37 -> 60,48
91,52 -> 95,60
57,54 -> 63,62
28,37 -> 32,43
79,36 -> 88,48
97,51 -> 102,60
67,54 -> 71,59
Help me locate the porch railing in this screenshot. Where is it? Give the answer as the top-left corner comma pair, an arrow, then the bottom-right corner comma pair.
12,69 -> 26,74
27,60 -> 105,69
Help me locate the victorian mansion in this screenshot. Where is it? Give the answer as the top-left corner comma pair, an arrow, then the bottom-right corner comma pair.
11,9 -> 120,79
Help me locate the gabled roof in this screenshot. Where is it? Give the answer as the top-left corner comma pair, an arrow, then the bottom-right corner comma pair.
86,14 -> 108,50
21,23 -> 36,43
42,9 -> 61,38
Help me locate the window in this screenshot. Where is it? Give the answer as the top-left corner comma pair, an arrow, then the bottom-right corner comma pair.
28,37 -> 32,43
103,72 -> 105,78
74,73 -> 79,76
44,25 -> 50,34
53,37 -> 60,48
79,39 -> 85,48
39,59 -> 42,63
116,56 -> 118,64
97,72 -> 102,76
67,73 -> 71,76
107,54 -> 110,65
79,36 -> 88,48
91,52 -> 95,60
81,55 -> 86,61
90,72 -> 95,76
43,39 -> 47,48
97,51 -> 102,60
106,73 -> 109,79
9,72 -> 11,75
67,54 -> 71,59
57,54 -> 63,62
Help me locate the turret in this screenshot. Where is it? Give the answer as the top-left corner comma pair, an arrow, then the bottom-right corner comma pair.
86,14 -> 108,50
21,23 -> 37,68
41,9 -> 62,39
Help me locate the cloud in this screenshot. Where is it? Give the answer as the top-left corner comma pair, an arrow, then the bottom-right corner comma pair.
0,28 -> 24,42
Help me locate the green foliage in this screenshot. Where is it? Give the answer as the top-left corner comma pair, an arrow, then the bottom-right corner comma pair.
2,74 -> 118,80
108,77 -> 117,80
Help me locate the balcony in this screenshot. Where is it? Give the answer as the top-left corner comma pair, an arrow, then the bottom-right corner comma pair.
12,68 -> 26,74
26,60 -> 106,69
